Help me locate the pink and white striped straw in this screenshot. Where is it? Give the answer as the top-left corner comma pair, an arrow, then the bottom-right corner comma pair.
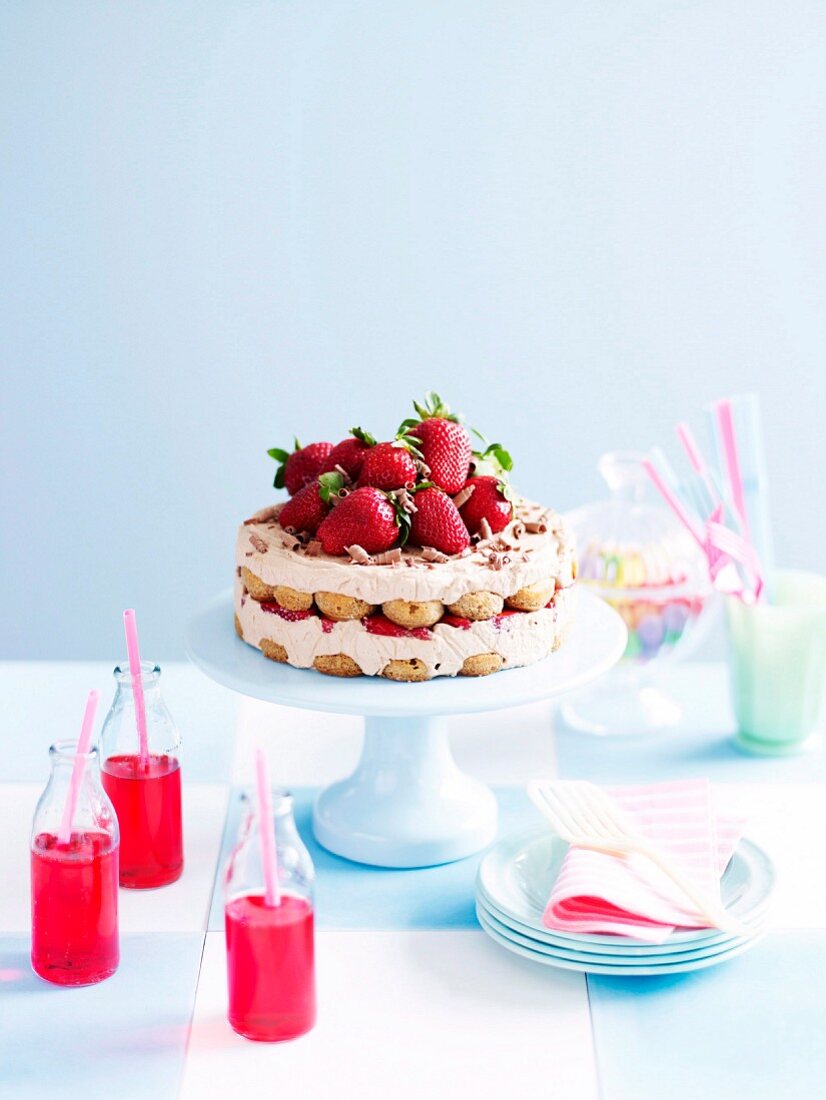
57,690 -> 100,846
254,749 -> 281,907
714,400 -> 751,539
123,609 -> 150,767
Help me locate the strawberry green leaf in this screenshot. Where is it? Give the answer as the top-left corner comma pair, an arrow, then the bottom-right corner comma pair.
350,426 -> 377,447
268,447 -> 290,489
318,471 -> 344,503
393,430 -> 425,460
385,490 -> 414,545
409,392 -> 461,423
471,439 -> 514,478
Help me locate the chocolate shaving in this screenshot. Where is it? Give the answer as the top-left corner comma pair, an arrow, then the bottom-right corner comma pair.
524,521 -> 548,534
421,546 -> 449,563
243,503 -> 284,525
346,544 -> 373,565
452,484 -> 475,510
510,521 -> 525,539
235,566 -> 242,577
334,464 -> 353,487
304,540 -> 322,557
478,517 -> 493,541
281,535 -> 302,551
373,547 -> 402,566
389,487 -> 417,515
487,551 -> 511,571
249,534 -> 269,553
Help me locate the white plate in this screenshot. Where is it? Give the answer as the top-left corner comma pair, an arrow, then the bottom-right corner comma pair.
476,905 -> 766,976
476,829 -> 775,954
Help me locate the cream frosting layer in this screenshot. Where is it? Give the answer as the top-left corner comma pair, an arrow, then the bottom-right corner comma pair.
235,578 -> 575,678
236,498 -> 575,606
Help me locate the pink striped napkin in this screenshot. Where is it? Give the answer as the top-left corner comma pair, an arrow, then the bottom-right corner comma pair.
542,779 -> 746,943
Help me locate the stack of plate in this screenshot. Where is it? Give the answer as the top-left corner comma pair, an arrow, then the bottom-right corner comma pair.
475,828 -> 775,976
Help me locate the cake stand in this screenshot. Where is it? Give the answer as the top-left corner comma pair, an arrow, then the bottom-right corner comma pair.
185,588 -> 626,868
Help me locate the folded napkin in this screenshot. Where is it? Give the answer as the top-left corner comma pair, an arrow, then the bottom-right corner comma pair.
542,779 -> 746,943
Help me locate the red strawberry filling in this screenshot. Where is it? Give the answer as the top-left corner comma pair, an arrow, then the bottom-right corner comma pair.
363,614 -> 432,641
260,601 -> 317,622
440,614 -> 472,630
320,617 -> 336,634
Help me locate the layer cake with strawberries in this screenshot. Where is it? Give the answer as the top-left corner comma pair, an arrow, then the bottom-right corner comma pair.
235,394 -> 576,680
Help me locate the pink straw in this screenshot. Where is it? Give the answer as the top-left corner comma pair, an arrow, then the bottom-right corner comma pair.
254,749 -> 281,907
642,459 -> 707,553
123,609 -> 150,767
57,690 -> 100,846
676,422 -> 722,511
714,400 -> 751,538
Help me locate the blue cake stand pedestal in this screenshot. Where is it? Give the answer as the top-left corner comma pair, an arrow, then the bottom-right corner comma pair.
186,588 -> 626,869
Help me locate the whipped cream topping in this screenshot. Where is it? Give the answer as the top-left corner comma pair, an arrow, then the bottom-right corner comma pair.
237,498 -> 575,606
235,578 -> 575,678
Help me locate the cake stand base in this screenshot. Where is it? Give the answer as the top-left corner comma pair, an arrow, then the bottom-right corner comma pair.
313,716 -> 498,868
186,587 -> 626,868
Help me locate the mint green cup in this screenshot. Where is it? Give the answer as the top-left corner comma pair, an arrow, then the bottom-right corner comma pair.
726,570 -> 826,754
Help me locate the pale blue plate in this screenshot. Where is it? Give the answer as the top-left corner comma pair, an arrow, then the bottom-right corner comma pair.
476,829 -> 775,954
477,889 -> 768,957
476,896 -> 767,964
476,905 -> 767,975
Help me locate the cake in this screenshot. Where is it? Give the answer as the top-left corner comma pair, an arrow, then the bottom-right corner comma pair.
235,394 -> 577,680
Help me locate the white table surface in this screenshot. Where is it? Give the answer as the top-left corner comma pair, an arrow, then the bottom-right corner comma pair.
1,660 -> 824,1100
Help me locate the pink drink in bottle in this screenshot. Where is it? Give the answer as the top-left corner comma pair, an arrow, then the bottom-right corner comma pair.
224,789 -> 316,1041
226,893 -> 315,1040
31,740 -> 119,985
100,661 -> 183,888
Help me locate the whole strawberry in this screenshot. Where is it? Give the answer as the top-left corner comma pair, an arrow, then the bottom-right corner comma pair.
278,473 -> 343,536
268,438 -> 333,495
409,486 -> 470,555
357,441 -> 418,491
320,427 -> 376,481
458,476 -> 513,536
317,487 -> 408,556
400,393 -> 471,494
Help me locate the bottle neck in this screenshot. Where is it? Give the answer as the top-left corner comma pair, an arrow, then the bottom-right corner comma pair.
113,661 -> 162,698
48,738 -> 100,776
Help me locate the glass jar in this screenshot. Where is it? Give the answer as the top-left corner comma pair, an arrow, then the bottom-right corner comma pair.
99,662 -> 183,888
223,789 -> 316,1041
562,451 -> 714,735
30,740 -> 120,985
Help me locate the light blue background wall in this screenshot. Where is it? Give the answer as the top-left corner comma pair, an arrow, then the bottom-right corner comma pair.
1,1 -> 824,659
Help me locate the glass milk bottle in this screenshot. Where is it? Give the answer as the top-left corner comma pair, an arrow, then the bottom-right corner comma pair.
99,662 -> 184,888
30,740 -> 120,985
223,790 -> 317,1041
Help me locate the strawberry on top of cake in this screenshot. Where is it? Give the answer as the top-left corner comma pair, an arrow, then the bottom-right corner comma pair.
236,393 -> 576,681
